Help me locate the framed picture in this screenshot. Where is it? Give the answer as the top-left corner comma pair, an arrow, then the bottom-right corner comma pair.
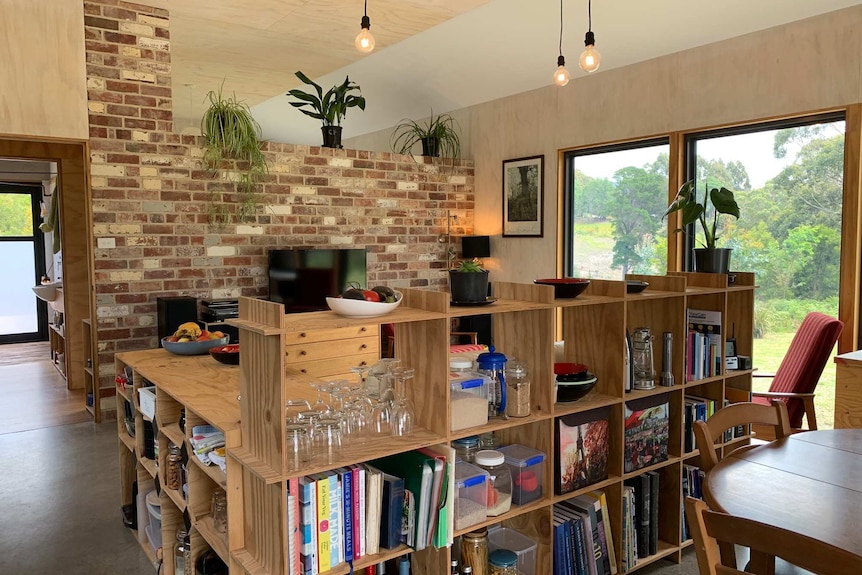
502,155 -> 544,237
554,407 -> 610,495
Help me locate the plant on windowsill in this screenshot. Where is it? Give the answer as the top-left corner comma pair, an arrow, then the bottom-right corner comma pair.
448,258 -> 489,303
286,71 -> 366,149
390,111 -> 461,164
663,179 -> 740,273
200,82 -> 268,227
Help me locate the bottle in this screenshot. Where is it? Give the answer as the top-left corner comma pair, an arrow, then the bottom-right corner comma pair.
450,559 -> 460,575
211,489 -> 227,534
462,566 -> 473,575
461,528 -> 488,575
474,449 -> 512,516
166,444 -> 181,490
398,556 -> 411,575
505,360 -> 531,417
173,528 -> 189,575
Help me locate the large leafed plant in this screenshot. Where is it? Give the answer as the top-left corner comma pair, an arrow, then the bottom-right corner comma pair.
663,179 -> 740,249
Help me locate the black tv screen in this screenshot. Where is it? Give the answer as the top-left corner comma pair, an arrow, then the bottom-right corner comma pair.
268,248 -> 368,313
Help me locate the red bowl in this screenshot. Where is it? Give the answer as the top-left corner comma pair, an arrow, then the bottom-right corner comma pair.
554,362 -> 589,376
210,344 -> 239,365
534,278 -> 591,298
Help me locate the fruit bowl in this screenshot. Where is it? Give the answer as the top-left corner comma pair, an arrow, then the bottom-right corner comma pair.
534,278 -> 591,299
161,335 -> 230,356
325,290 -> 403,318
210,344 -> 239,365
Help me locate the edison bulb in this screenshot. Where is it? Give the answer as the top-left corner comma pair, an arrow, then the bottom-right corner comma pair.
553,65 -> 570,86
355,28 -> 375,53
579,45 -> 601,72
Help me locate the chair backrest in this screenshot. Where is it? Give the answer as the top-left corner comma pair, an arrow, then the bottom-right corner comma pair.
770,312 -> 843,428
684,497 -> 862,575
693,401 -> 790,472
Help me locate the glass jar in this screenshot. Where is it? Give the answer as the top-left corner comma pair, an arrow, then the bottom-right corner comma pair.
174,528 -> 189,575
313,417 -> 343,463
166,444 -> 181,490
505,360 -> 531,417
450,357 -> 474,375
212,489 -> 227,534
474,450 -> 512,516
460,528 -> 488,575
286,423 -> 311,470
478,431 -> 499,450
488,549 -> 518,575
452,436 -> 480,463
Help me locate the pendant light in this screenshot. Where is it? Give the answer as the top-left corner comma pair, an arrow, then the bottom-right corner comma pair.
355,0 -> 375,53
553,0 -> 570,86
579,0 -> 601,72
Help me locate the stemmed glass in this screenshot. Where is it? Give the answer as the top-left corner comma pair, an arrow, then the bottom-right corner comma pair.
309,381 -> 332,415
390,367 -> 416,437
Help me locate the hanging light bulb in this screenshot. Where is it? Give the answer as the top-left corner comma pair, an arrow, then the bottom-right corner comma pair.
579,0 -> 601,72
553,55 -> 570,87
553,0 -> 569,86
355,0 -> 375,53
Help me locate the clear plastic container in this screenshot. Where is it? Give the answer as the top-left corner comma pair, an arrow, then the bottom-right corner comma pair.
450,374 -> 490,431
474,450 -> 512,516
498,444 -> 546,505
488,527 -> 538,575
454,461 -> 489,531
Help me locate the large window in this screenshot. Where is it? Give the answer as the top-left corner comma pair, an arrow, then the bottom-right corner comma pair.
686,113 -> 845,429
563,139 -> 669,279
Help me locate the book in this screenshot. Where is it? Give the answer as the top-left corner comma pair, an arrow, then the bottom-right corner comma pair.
555,407 -> 611,495
646,470 -> 660,556
553,512 -> 572,575
567,495 -> 608,575
687,308 -> 722,381
624,395 -> 669,473
363,464 -> 384,555
298,476 -> 318,575
418,444 -> 453,549
287,491 -> 297,575
379,471 -> 405,549
556,502 -> 597,575
352,464 -> 365,559
287,476 -> 302,575
624,474 -> 651,558
335,468 -> 354,563
586,490 -> 617,574
371,450 -> 436,550
314,474 -> 332,572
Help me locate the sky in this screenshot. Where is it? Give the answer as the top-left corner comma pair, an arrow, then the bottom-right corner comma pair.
574,121 -> 845,189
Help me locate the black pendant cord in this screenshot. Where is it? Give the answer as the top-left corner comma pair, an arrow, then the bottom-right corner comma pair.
364,0 -> 368,18
588,0 -> 592,32
559,0 -> 564,57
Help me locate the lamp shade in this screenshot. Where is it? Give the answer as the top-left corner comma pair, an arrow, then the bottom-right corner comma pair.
462,235 -> 491,259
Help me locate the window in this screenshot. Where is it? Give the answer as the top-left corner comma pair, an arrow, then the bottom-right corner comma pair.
686,113 -> 845,429
563,139 -> 670,279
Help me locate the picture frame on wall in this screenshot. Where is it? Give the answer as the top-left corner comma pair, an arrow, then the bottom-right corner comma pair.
502,155 -> 544,237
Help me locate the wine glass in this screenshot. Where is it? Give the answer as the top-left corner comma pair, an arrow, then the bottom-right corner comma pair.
390,368 -> 416,437
309,381 -> 332,415
285,423 -> 311,470
313,417 -> 343,463
285,398 -> 312,425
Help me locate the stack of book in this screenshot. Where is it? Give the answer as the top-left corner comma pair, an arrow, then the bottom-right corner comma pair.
287,447 -> 453,575
686,308 -> 722,381
681,464 -> 705,541
552,491 -> 617,575
622,471 -> 660,571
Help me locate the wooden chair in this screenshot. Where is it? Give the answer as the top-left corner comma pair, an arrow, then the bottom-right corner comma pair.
693,401 -> 791,473
684,497 -> 862,575
751,312 -> 843,434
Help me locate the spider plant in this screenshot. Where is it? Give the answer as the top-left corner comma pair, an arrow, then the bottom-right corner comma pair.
390,111 -> 461,160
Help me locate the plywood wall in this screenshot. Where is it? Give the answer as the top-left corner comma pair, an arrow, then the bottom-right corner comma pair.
0,0 -> 89,140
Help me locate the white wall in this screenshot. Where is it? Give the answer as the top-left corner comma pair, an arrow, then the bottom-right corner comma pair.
347,6 -> 862,284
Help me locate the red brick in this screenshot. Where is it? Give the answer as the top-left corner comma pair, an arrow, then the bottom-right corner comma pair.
106,153 -> 140,164
106,80 -> 140,93
107,104 -> 139,117
89,114 -> 123,127
104,31 -> 137,45
123,118 -> 156,130
85,15 -> 119,30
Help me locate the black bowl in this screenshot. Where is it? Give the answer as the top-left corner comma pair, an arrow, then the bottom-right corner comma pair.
626,280 -> 650,294
556,374 -> 597,402
210,344 -> 239,365
534,278 -> 591,299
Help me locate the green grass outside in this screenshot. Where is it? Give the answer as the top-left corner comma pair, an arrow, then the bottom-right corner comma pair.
751,332 -> 836,430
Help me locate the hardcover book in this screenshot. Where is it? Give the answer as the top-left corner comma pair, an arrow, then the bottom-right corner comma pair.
624,395 -> 669,473
555,407 -> 611,495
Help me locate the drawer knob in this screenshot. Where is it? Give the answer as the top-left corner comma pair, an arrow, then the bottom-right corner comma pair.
360,361 -> 367,366
360,344 -> 367,350
300,350 -> 307,356
300,332 -> 307,338
360,327 -> 366,332
301,369 -> 307,373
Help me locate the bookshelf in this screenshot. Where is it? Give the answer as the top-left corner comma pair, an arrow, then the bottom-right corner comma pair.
114,272 -> 754,574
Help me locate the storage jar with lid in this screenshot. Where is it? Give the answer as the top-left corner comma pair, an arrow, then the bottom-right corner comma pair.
474,449 -> 512,516
488,549 -> 519,575
166,444 -> 182,490
461,528 -> 488,575
174,528 -> 190,574
452,435 -> 480,463
450,357 -> 474,375
504,360 -> 531,417
498,444 -> 546,505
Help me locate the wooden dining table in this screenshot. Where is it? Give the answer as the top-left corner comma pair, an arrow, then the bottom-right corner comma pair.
704,429 -> 862,573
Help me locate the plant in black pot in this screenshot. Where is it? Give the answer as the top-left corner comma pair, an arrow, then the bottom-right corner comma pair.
287,71 -> 366,148
449,259 -> 489,303
390,111 -> 461,166
663,179 -> 740,273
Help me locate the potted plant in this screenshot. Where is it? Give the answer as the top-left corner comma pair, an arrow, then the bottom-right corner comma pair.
200,83 -> 268,226
390,111 -> 461,161
287,71 -> 366,148
663,179 -> 740,273
449,259 -> 489,303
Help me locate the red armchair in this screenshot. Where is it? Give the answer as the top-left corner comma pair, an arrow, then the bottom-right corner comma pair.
751,311 -> 843,432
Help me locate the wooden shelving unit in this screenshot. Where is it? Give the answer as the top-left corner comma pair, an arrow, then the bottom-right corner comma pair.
115,272 -> 754,574
48,321 -> 65,379
81,318 -> 111,422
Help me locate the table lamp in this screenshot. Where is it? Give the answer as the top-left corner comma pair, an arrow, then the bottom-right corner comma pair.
461,235 -> 491,266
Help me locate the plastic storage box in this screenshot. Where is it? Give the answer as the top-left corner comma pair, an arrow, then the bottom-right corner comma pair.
145,489 -> 162,551
499,443 -> 546,505
449,373 -> 491,431
454,461 -> 489,531
488,527 -> 538,575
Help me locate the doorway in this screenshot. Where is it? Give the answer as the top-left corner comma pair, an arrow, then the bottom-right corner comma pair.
0,182 -> 49,343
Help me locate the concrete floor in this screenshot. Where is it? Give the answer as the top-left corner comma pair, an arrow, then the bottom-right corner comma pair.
0,421 -> 154,575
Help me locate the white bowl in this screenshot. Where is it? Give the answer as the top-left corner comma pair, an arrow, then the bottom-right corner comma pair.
325,290 -> 403,318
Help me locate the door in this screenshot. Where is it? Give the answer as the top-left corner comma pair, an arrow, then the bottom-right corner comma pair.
0,183 -> 47,343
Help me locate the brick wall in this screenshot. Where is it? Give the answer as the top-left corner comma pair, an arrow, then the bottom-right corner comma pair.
83,0 -> 475,385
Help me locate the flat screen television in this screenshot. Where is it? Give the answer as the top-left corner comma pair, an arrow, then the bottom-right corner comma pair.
268,248 -> 367,313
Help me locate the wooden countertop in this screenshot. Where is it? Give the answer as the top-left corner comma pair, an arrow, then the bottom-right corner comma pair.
835,349 -> 862,366
115,348 -> 241,433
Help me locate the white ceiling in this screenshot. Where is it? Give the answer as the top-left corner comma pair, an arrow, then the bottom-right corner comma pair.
165,0 -> 862,145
